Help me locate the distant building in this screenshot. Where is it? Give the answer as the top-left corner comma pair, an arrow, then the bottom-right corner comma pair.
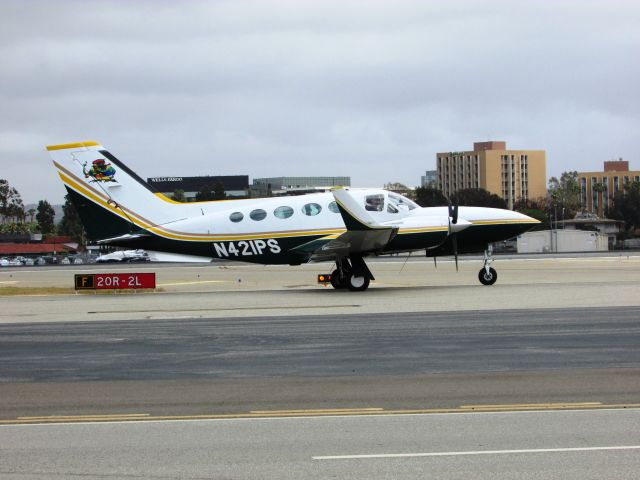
251,176 -> 350,197
437,141 -> 547,209
421,170 -> 437,187
517,229 -> 608,253
557,212 -> 623,250
383,182 -> 413,197
578,160 -> 640,217
147,176 -> 249,200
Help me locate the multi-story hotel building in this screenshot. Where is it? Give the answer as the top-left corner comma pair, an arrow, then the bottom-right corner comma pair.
437,141 -> 547,209
578,160 -> 640,217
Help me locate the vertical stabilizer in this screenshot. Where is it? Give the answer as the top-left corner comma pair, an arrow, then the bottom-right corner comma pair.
47,141 -> 181,241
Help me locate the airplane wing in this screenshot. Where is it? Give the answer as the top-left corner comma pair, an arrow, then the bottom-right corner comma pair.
295,188 -> 398,262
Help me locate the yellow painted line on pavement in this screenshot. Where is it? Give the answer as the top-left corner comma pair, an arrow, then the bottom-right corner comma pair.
250,408 -> 384,414
3,404 -> 640,426
18,414 -> 150,420
460,402 -> 603,410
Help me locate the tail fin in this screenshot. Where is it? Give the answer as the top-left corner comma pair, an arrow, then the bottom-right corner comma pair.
47,141 -> 181,242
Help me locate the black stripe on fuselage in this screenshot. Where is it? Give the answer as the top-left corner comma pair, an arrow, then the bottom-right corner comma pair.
427,222 -> 538,256
99,150 -> 158,194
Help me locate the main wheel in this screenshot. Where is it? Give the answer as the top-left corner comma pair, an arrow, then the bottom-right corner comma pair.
348,274 -> 370,291
478,267 -> 497,286
330,270 -> 348,289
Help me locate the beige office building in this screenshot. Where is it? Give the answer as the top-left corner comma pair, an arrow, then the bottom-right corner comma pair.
578,160 -> 640,217
437,141 -> 547,209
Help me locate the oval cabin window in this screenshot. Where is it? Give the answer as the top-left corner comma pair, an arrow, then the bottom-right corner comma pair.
274,206 -> 294,219
301,203 -> 322,216
229,212 -> 244,223
249,209 -> 267,221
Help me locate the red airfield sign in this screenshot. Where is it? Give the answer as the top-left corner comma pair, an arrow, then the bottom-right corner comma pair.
75,273 -> 156,290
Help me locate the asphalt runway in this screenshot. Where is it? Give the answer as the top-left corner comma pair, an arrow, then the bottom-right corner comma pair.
3,307 -> 640,381
2,306 -> 640,420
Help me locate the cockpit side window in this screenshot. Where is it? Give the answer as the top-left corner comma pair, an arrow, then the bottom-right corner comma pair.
388,193 -> 418,211
365,194 -> 384,212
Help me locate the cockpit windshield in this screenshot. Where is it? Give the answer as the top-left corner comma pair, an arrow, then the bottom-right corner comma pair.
388,192 -> 418,211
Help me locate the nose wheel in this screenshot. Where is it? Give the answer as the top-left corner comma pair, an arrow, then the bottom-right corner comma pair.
478,266 -> 497,285
478,246 -> 497,285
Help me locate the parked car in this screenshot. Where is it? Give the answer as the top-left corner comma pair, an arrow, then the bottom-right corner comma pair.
96,249 -> 150,263
1,257 -> 23,267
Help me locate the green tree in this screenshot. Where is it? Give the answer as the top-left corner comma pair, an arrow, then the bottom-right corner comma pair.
0,179 -> 25,223
414,186 -> 447,207
610,181 -> 640,234
196,182 -> 227,201
451,188 -> 507,209
195,185 -> 212,201
58,194 -> 85,247
212,181 -> 227,200
170,189 -> 186,202
548,171 -> 581,219
36,199 -> 56,234
514,197 -> 549,230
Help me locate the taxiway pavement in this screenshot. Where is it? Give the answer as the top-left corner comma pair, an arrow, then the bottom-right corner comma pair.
1,254 -> 639,323
2,409 -> 640,479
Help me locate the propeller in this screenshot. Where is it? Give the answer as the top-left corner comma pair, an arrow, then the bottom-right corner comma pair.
448,198 -> 459,271
448,198 -> 459,225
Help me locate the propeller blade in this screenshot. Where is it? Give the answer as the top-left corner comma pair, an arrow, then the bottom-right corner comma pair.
452,233 -> 459,272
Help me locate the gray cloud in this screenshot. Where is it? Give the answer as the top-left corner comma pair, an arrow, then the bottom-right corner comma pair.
1,0 -> 639,203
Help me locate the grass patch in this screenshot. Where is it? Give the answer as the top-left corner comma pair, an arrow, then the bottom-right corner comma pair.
0,287 -> 75,296
0,287 -> 162,296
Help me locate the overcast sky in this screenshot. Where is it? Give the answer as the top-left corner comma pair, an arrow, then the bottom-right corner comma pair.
1,0 -> 638,204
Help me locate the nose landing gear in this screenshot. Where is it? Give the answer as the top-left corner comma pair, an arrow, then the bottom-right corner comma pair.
478,246 -> 497,285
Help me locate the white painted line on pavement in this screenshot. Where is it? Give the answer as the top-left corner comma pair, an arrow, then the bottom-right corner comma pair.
313,445 -> 640,460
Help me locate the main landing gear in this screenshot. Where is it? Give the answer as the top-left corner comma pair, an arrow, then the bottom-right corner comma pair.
478,245 -> 497,286
329,256 -> 374,292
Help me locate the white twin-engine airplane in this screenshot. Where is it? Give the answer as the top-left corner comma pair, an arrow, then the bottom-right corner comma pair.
47,141 -> 539,291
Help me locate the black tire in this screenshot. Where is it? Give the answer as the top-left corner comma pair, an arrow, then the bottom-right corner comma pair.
330,270 -> 348,289
478,267 -> 497,286
347,274 -> 370,292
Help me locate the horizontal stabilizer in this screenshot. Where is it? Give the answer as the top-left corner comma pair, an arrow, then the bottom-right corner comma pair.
96,233 -> 149,244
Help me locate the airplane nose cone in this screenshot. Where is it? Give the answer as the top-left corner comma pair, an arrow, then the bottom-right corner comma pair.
450,218 -> 472,233
513,211 -> 541,235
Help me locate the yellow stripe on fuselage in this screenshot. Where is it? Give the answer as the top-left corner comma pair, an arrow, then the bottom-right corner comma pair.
398,227 -> 448,234
470,219 -> 541,225
153,192 -> 258,205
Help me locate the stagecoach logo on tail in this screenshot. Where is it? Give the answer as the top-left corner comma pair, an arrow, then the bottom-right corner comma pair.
83,159 -> 117,183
